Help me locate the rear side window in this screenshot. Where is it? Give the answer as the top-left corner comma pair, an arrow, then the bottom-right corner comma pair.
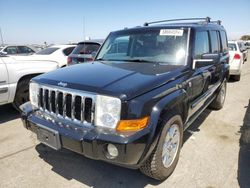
72,43 -> 100,55
220,31 -> 228,53
228,43 -> 237,51
17,46 -> 35,53
210,31 -> 219,53
63,47 -> 75,56
194,31 -> 210,59
36,47 -> 59,55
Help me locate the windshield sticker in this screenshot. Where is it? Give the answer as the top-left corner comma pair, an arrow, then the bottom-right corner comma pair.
159,29 -> 184,36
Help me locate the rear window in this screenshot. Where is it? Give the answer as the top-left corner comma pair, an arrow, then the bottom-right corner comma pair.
228,43 -> 237,51
36,47 -> 59,55
62,47 -> 75,56
72,43 -> 100,55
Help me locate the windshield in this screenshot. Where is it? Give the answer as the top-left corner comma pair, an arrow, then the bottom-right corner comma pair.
96,28 -> 188,65
36,47 -> 59,55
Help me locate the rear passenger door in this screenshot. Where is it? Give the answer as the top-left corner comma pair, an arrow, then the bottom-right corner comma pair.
0,59 -> 9,104
208,30 -> 222,85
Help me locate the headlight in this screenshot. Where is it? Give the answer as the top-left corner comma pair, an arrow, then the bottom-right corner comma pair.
29,82 -> 39,108
95,95 -> 121,129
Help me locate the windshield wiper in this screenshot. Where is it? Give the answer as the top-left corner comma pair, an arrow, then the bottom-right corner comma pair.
122,59 -> 155,63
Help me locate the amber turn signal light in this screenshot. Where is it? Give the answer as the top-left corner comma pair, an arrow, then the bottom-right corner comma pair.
116,116 -> 150,132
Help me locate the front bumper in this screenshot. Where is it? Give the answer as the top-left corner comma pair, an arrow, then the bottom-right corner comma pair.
20,102 -> 153,169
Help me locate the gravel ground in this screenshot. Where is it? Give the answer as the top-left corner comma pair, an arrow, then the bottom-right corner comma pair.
0,52 -> 249,188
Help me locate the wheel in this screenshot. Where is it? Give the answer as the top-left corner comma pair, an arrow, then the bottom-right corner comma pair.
13,79 -> 30,111
140,115 -> 183,180
234,74 -> 241,81
209,79 -> 227,110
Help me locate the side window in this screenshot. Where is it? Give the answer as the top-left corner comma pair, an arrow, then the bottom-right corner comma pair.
194,31 -> 210,59
17,46 -> 35,54
63,47 -> 75,56
220,31 -> 228,53
210,31 -> 219,53
4,46 -> 18,54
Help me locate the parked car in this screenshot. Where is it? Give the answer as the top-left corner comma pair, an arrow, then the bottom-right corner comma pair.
245,41 -> 250,49
67,40 -> 103,66
228,41 -> 245,81
12,45 -> 76,67
0,45 -> 38,55
237,41 -> 248,62
21,17 -> 229,180
0,54 -> 58,110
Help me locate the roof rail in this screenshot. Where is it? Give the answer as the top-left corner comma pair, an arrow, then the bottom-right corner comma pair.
143,17 -> 212,26
210,20 -> 222,25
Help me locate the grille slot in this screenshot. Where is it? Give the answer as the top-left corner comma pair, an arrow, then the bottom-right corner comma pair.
38,85 -> 95,125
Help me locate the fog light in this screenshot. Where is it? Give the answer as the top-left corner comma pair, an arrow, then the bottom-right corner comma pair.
107,144 -> 118,158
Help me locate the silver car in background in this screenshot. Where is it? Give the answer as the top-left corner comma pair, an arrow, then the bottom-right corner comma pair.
0,45 -> 38,55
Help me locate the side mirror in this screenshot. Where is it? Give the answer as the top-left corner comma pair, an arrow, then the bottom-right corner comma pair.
193,59 -> 214,69
193,53 -> 219,69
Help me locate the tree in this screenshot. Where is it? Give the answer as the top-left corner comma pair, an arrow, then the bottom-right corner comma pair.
240,35 -> 250,41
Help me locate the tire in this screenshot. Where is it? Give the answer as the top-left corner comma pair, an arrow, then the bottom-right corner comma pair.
209,79 -> 227,110
140,115 -> 183,180
234,74 -> 241,81
13,79 -> 30,111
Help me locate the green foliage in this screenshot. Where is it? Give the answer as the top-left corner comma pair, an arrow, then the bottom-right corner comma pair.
240,35 -> 250,41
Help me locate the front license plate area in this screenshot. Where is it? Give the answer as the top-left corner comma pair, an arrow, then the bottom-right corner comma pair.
36,125 -> 61,150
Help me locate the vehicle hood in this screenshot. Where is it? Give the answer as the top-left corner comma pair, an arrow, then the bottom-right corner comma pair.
33,61 -> 187,100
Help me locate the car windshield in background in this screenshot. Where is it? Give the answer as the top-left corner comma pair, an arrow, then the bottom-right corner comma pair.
72,43 -> 100,55
36,47 -> 59,55
228,43 -> 237,51
0,47 -> 3,51
96,28 -> 189,65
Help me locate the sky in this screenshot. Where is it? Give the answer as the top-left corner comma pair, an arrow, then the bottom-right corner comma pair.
0,0 -> 250,45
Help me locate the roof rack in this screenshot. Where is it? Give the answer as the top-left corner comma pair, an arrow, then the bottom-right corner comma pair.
143,17 -> 215,26
210,20 -> 222,25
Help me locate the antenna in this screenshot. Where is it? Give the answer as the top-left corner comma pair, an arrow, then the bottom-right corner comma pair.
0,27 -> 4,46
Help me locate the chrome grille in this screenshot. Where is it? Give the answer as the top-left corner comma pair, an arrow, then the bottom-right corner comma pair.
38,85 -> 95,124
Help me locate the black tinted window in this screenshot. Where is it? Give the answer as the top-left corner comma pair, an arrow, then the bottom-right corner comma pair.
36,47 -> 59,55
5,46 -> 18,54
17,46 -> 35,53
228,43 -> 237,51
210,31 -> 219,53
63,47 -> 75,56
220,31 -> 228,53
72,43 -> 100,55
194,31 -> 209,59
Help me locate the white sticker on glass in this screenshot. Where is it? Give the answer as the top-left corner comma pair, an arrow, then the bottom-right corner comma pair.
159,29 -> 184,36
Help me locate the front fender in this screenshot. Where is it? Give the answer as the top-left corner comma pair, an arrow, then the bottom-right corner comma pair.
138,88 -> 188,165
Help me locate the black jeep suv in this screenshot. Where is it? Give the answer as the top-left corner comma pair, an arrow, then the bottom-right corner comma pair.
21,17 -> 229,180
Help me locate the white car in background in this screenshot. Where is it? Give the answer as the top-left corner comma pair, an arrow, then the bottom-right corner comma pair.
12,45 -> 76,67
228,41 -> 245,81
0,55 -> 58,110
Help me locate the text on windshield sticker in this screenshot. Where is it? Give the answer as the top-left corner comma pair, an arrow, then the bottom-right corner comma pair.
159,29 -> 184,36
